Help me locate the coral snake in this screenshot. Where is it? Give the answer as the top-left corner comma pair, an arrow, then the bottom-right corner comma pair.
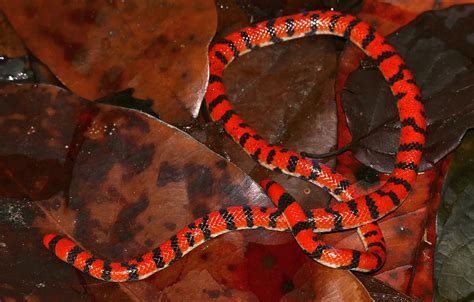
43,10 -> 425,282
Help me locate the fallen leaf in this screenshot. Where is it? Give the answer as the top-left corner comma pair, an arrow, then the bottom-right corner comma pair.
2,1 -> 471,300
355,274 -> 414,302
0,11 -> 33,82
434,130 -> 474,301
193,0 -> 341,210
342,4 -> 474,173
0,0 -> 217,125
0,83 -> 370,300
333,3 -> 472,300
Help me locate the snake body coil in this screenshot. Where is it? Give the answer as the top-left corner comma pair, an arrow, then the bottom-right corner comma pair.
44,10 -> 425,282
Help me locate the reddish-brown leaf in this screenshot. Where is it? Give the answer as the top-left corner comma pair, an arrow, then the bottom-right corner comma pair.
192,0 -> 342,211
323,166 -> 443,298
0,1 -> 217,125
0,11 -> 35,83
0,11 -> 26,58
0,83 -> 370,301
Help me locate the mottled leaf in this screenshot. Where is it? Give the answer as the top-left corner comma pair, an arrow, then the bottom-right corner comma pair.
0,83 -> 370,301
342,4 -> 474,173
0,0 -> 217,125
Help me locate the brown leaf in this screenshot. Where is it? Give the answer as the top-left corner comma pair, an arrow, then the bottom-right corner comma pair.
0,11 -> 27,58
0,83 -> 264,299
0,83 -> 370,300
193,0 -> 342,210
0,1 -> 217,125
282,263 -> 373,302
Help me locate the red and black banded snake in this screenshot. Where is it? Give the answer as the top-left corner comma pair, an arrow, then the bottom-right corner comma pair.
43,10 -> 425,282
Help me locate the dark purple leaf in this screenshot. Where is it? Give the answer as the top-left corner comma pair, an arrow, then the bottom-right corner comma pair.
342,4 -> 474,173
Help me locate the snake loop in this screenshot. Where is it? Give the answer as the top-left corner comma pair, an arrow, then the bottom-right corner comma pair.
43,10 -> 425,281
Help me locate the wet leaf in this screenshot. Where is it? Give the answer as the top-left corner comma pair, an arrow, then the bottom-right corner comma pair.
0,83 -> 370,301
0,11 -> 34,83
0,10 -> 61,85
0,0 -> 217,125
342,4 -> 474,173
434,130 -> 474,301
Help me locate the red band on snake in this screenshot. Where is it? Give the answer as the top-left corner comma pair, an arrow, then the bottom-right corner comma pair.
43,10 -> 425,282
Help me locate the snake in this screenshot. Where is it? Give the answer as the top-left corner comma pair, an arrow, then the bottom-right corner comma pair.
43,10 -> 425,282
